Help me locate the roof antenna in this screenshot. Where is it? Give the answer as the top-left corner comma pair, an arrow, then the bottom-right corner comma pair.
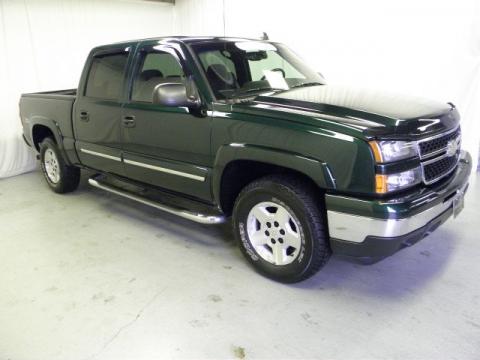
261,32 -> 269,40
222,0 -> 226,39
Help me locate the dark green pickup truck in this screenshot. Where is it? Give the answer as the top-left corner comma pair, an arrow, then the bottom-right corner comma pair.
20,36 -> 471,282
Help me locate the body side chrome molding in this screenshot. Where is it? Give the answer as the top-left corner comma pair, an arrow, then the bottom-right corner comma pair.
123,158 -> 205,182
88,178 -> 225,224
79,148 -> 205,181
80,148 -> 121,162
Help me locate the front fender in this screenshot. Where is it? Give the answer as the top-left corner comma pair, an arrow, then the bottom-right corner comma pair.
212,143 -> 336,205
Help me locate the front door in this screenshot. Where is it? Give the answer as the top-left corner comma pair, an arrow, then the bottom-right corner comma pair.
121,44 -> 212,201
74,48 -> 131,176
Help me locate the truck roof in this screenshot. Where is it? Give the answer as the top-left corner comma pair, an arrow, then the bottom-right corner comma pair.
94,36 -> 270,50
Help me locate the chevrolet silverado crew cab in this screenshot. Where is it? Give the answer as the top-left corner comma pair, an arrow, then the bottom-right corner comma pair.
20,36 -> 471,283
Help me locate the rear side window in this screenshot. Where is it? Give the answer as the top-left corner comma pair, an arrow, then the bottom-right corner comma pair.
85,52 -> 128,100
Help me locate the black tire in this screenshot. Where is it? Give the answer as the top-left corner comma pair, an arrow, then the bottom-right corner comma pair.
233,174 -> 331,283
39,137 -> 80,194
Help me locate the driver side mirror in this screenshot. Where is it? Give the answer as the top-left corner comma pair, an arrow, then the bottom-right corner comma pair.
153,77 -> 201,109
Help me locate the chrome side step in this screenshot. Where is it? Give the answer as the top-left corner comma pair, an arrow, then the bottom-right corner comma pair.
88,178 -> 226,225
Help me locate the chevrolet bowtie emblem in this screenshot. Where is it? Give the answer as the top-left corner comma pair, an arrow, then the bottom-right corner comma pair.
446,138 -> 460,157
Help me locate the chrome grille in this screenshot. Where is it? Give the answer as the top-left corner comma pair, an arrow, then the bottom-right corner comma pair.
418,126 -> 461,159
417,126 -> 461,185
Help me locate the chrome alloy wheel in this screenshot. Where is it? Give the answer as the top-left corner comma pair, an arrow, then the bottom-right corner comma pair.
44,149 -> 60,184
246,201 -> 302,265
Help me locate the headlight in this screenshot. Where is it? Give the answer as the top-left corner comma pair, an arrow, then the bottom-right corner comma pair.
369,140 -> 418,163
375,167 -> 422,194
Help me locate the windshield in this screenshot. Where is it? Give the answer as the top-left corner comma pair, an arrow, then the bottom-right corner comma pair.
190,41 -> 325,99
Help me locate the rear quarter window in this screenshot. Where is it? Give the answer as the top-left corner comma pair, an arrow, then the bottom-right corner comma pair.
85,52 -> 128,100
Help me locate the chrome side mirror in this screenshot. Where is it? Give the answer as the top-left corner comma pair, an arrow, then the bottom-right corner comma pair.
153,77 -> 201,109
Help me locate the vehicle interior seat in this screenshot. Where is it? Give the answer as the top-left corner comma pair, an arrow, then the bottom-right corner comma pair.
140,69 -> 164,81
132,70 -> 183,102
206,63 -> 239,96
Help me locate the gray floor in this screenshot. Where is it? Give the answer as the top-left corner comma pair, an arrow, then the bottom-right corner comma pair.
0,169 -> 479,360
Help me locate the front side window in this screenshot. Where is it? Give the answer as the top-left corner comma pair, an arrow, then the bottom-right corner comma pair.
85,52 -> 128,100
191,41 -> 325,100
131,49 -> 185,103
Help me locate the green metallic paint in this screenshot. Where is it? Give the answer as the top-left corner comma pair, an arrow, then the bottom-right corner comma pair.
19,95 -> 76,165
210,102 -> 376,196
19,36 -> 470,224
120,102 -> 212,200
256,95 -> 398,132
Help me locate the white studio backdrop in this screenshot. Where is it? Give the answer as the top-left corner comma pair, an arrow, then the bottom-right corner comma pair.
1,0 -> 479,178
0,0 -> 175,178
175,0 -> 480,170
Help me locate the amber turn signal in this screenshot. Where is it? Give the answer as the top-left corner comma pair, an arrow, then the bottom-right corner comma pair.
375,174 -> 388,194
369,141 -> 383,163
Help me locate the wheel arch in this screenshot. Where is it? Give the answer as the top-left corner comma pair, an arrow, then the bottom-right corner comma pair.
213,144 -> 336,215
31,119 -> 63,150
30,119 -> 72,165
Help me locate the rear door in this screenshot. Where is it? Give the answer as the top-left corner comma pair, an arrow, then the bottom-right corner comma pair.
73,47 -> 131,175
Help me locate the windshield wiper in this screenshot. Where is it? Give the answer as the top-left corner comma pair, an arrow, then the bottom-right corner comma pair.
289,82 -> 324,89
228,82 -> 323,99
230,87 -> 281,98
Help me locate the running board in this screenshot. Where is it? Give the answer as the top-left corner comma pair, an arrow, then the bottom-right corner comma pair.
88,178 -> 226,225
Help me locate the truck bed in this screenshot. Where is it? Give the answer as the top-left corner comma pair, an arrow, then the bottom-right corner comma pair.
19,89 -> 77,162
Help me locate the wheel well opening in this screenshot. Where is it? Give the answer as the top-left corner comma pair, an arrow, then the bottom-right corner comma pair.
219,160 -> 320,216
32,125 -> 55,151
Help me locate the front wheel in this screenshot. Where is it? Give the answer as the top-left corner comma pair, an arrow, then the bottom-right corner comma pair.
39,137 -> 80,194
233,175 -> 331,283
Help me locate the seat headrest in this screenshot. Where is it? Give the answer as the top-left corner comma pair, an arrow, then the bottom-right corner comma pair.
140,69 -> 164,81
206,64 -> 236,86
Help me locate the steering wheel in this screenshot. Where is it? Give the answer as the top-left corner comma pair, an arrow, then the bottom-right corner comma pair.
261,68 -> 286,80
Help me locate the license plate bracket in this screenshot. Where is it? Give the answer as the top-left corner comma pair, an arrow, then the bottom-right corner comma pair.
452,190 -> 465,218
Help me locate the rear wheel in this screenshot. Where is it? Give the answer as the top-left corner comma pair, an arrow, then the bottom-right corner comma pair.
233,174 -> 331,283
39,137 -> 80,193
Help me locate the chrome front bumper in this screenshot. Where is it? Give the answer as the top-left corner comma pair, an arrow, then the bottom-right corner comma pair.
327,181 -> 468,243
325,151 -> 471,260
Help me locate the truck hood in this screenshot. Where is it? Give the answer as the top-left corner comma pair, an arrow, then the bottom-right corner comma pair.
254,84 -> 459,139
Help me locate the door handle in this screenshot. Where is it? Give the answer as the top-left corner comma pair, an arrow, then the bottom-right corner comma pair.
79,111 -> 89,122
122,115 -> 136,128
